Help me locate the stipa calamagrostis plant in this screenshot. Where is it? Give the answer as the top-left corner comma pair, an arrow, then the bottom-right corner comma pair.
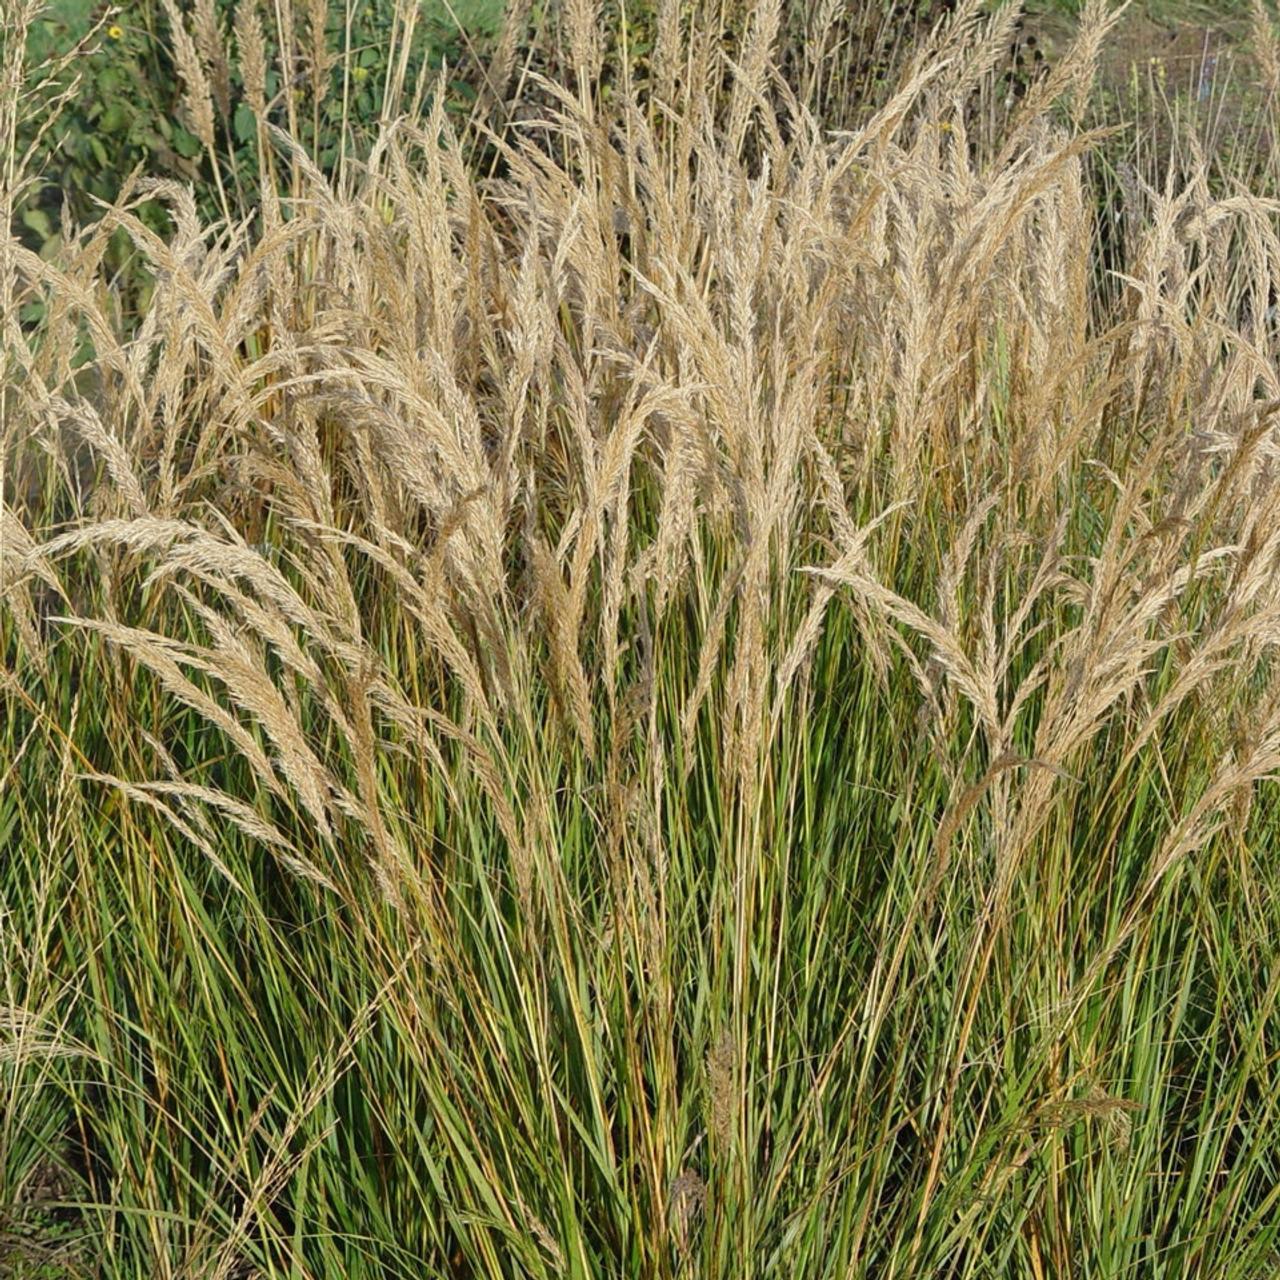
5,2 -> 1280,1276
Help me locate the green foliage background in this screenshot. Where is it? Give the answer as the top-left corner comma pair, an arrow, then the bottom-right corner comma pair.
16,0 -> 502,257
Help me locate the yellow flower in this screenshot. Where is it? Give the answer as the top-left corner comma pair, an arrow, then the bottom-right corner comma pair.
107,23 -> 124,38
352,65 -> 369,82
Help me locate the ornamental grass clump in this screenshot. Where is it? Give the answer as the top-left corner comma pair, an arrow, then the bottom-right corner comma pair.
3,0 -> 1280,1276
